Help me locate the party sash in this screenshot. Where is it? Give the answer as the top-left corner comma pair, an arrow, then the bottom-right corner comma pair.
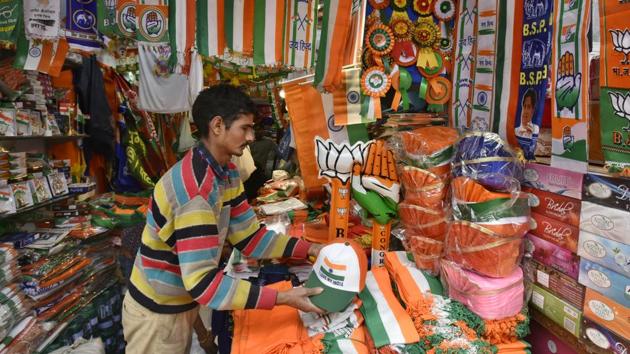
550,0 -> 591,172
24,0 -> 61,40
97,0 -> 118,37
197,0 -> 225,57
224,0 -> 255,55
66,0 -> 101,52
253,0 -> 286,66
169,0 -> 196,73
599,0 -> 630,171
0,0 -> 20,44
504,0 -> 551,160
314,0 -> 353,92
283,0 -> 318,69
451,0 -> 478,130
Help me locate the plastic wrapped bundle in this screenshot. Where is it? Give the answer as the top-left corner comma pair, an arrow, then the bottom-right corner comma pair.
445,221 -> 524,278
399,166 -> 448,209
404,235 -> 444,276
396,126 -> 459,180
451,177 -> 531,238
452,132 -> 523,191
441,260 -> 524,320
398,203 -> 449,241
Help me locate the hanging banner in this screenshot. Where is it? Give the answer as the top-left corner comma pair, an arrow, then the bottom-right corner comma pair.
253,0 -> 286,66
0,0 -> 20,44
97,0 -> 118,37
451,0 -> 478,130
197,0 -> 225,57
550,0 -> 591,172
66,0 -> 101,51
169,0 -> 196,73
283,0 -> 317,69
116,0 -> 136,39
314,0 -> 353,92
508,0 -> 553,160
136,4 -> 168,43
225,0 -> 255,55
24,0 -> 61,40
599,0 -> 630,172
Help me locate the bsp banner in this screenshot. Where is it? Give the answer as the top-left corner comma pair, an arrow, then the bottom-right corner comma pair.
513,0 -> 553,159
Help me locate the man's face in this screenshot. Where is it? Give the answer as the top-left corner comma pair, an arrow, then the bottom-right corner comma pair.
217,113 -> 255,157
521,96 -> 534,124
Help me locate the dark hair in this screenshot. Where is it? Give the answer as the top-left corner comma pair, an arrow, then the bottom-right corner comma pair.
192,84 -> 257,138
522,89 -> 537,107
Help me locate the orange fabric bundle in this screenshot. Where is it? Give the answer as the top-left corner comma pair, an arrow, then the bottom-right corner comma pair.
406,236 -> 444,275
400,166 -> 448,208
452,177 -> 511,203
445,221 -> 523,277
399,203 -> 448,241
400,127 -> 458,179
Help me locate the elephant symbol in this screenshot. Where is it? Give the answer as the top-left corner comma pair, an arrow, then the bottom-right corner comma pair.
73,10 -> 95,30
522,39 -> 546,68
525,0 -> 547,18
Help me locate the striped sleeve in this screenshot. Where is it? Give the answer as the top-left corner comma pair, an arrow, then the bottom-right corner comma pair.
226,183 -> 311,260
174,196 -> 277,310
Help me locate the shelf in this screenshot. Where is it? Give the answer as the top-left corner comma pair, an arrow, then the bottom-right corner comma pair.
0,194 -> 74,220
0,135 -> 88,142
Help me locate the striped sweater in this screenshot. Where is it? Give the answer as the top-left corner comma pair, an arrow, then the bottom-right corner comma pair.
129,144 -> 311,314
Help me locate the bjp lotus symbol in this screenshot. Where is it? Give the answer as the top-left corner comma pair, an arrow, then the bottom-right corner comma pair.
609,91 -> 630,131
610,29 -> 630,65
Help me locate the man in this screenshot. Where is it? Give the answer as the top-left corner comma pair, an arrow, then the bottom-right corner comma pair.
123,85 -> 324,354
515,89 -> 540,139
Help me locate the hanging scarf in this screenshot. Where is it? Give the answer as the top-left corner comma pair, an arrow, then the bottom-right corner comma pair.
451,0 -> 478,129
0,0 -> 20,44
65,0 -> 101,52
225,0 -> 255,55
97,0 -> 118,38
197,0 -> 226,58
168,0 -> 196,73
550,0 -> 591,172
599,0 -> 630,173
284,0 -> 318,69
253,0 -> 286,66
24,0 -> 61,40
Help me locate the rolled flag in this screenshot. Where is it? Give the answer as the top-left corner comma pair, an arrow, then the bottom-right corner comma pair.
253,0 -> 286,66
14,37 -> 68,77
197,0 -> 226,57
225,0 -> 255,55
284,0 -> 318,69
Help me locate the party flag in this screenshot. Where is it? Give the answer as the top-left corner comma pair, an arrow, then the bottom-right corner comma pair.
197,0 -> 225,57
97,0 -> 118,37
0,0 -> 21,44
136,4 -> 169,43
169,0 -> 196,73
314,0 -> 353,92
333,68 -> 372,126
66,0 -> 101,52
225,0 -> 255,55
253,0 -> 286,66
283,0 -> 317,69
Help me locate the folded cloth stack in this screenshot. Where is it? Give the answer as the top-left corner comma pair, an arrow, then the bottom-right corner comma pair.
397,126 -> 459,180
0,315 -> 46,353
0,285 -> 30,343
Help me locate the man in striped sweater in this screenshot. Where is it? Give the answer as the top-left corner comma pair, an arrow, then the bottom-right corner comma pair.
122,85 -> 324,353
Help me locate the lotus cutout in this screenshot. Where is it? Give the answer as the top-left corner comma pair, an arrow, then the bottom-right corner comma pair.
315,138 -> 367,183
608,91 -> 630,131
610,29 -> 630,64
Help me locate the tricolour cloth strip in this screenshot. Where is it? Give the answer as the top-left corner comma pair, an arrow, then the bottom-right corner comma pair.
451,0 -> 478,130
169,0 -> 197,73
314,0 -> 353,92
550,0 -> 591,172
283,0 -> 318,69
14,35 -> 68,77
333,68 -> 372,126
225,0 -> 255,55
358,267 -> 419,348
253,0 -> 286,66
197,0 -> 226,57
598,0 -> 630,171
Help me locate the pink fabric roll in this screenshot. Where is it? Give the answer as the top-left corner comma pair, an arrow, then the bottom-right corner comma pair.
441,260 -> 524,320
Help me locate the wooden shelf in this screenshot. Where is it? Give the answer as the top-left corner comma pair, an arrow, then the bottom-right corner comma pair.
0,135 -> 88,142
0,194 -> 74,220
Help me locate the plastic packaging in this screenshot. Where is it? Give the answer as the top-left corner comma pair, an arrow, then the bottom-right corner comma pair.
405,234 -> 444,276
398,202 -> 449,241
441,260 -> 524,320
399,166 -> 448,209
445,220 -> 524,278
452,132 -> 523,191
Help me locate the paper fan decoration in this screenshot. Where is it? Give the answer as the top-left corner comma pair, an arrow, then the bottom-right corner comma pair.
426,77 -> 451,104
390,18 -> 414,41
392,40 -> 419,67
361,67 -> 391,97
365,24 -> 395,56
413,19 -> 440,47
413,0 -> 434,15
369,0 -> 391,9
433,0 -> 456,21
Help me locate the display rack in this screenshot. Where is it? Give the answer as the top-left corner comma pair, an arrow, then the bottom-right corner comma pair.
0,194 -> 74,220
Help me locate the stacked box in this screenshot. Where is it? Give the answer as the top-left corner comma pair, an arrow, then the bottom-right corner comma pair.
582,288 -> 630,340
580,317 -> 629,354
523,259 -> 585,309
530,284 -> 582,337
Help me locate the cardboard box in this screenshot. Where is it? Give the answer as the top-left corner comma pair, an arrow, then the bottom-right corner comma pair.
580,201 -> 630,244
529,320 -> 579,354
524,187 -> 581,227
582,173 -> 630,212
523,259 -> 586,309
578,230 -> 630,278
526,234 -> 580,279
581,316 -> 630,354
583,288 -> 630,340
523,163 -> 584,199
530,284 -> 582,337
578,259 -> 629,308
531,212 -> 579,253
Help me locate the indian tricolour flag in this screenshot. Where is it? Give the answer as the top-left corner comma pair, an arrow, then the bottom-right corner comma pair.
333,68 -> 373,126
14,38 -> 68,77
253,0 -> 286,66
225,0 -> 255,55
283,76 -> 368,190
283,0 -> 317,69
314,0 -> 353,92
197,0 -> 226,57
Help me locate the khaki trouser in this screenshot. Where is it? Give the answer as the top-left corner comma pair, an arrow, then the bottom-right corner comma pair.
122,292 -> 199,354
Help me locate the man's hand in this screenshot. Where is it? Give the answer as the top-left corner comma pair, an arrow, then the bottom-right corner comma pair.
307,243 -> 323,258
276,286 -> 326,314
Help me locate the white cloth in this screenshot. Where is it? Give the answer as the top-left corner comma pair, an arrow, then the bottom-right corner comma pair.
138,44 -> 192,113
300,301 -> 361,337
24,0 -> 61,40
49,338 -> 105,354
189,50 -> 204,105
